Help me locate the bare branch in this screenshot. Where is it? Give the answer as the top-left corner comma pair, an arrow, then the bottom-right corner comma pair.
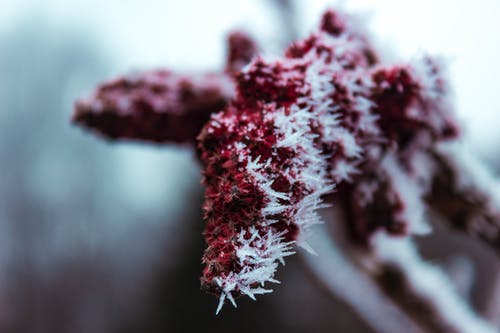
428,142 -> 500,254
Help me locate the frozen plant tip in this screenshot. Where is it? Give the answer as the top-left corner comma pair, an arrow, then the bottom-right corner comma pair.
73,7 -> 500,331
197,10 -> 457,309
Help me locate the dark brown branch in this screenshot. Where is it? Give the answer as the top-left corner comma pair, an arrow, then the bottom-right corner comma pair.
427,146 -> 500,254
375,263 -> 460,333
319,206 -> 495,333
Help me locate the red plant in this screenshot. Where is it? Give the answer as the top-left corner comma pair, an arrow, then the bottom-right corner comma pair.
73,8 -> 500,332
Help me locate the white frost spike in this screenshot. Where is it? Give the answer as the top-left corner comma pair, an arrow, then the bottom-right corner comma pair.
330,128 -> 363,158
380,153 -> 431,235
331,160 -> 360,183
215,290 -> 238,315
241,289 -> 257,301
215,293 -> 226,315
214,228 -> 296,312
226,292 -> 237,308
261,203 -> 289,215
298,241 -> 318,256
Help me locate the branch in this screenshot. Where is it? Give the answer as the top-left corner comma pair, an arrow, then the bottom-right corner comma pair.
369,233 -> 496,333
311,206 -> 496,333
428,142 -> 500,254
301,221 -> 425,333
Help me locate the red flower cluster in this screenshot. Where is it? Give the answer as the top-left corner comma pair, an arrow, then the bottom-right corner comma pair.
75,10 -> 500,317
196,10 -> 460,311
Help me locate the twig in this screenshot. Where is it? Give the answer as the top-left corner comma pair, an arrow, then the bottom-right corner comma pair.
428,142 -> 500,254
314,206 -> 496,333
369,233 -> 495,333
301,222 -> 425,333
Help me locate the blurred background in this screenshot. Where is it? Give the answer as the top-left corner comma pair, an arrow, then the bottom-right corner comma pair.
0,0 -> 499,332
